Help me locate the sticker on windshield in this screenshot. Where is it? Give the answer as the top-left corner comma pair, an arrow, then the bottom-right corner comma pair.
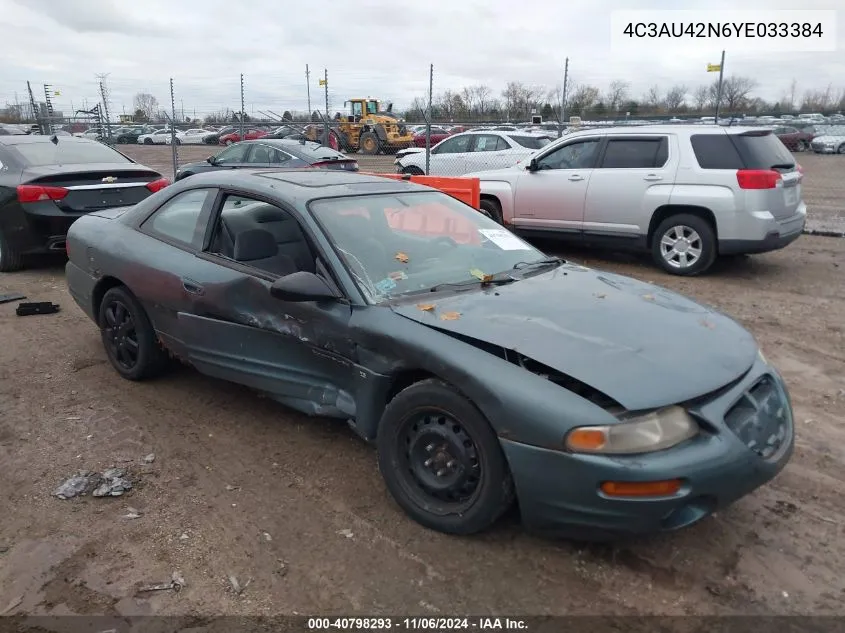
478,229 -> 532,251
375,278 -> 397,294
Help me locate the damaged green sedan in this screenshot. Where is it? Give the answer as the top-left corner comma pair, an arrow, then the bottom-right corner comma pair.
65,169 -> 794,539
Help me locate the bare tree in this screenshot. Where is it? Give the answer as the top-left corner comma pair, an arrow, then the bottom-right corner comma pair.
663,84 -> 687,112
471,85 -> 493,117
718,75 -> 758,111
692,85 -> 709,112
133,92 -> 159,121
605,80 -> 630,113
784,78 -> 798,112
643,85 -> 662,111
567,83 -> 600,115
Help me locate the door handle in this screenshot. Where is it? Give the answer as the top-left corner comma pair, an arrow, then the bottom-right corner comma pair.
181,278 -> 204,295
568,174 -> 584,181
644,174 -> 663,181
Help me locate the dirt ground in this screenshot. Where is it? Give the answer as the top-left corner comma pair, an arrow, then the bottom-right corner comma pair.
1,146 -> 844,620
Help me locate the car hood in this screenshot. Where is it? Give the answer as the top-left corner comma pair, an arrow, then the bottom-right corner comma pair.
390,264 -> 758,411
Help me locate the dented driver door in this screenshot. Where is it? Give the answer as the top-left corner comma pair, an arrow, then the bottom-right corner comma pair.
176,260 -> 360,420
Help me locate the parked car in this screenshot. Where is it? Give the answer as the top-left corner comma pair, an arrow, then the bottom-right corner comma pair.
395,131 -> 552,176
114,127 -> 146,144
0,135 -> 168,271
75,128 -> 104,140
137,129 -> 176,145
64,168 -> 794,539
0,123 -> 27,135
163,130 -> 188,145
219,128 -> 268,145
467,125 -> 806,276
809,125 -> 845,154
176,128 -> 215,145
174,139 -> 358,181
772,125 -> 815,152
262,125 -> 301,140
411,126 -> 452,147
202,126 -> 235,144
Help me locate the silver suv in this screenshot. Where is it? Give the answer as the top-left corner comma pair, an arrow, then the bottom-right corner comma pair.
469,125 -> 806,275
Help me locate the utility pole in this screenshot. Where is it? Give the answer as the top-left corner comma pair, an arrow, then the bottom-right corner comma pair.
714,50 -> 726,123
426,64 -> 433,175
43,84 -> 55,134
170,78 -> 178,177
27,81 -> 41,133
305,64 -> 312,115
96,73 -> 112,141
323,68 -> 329,146
239,73 -> 245,140
558,58 -> 569,139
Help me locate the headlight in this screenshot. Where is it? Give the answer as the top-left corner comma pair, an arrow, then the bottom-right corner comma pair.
565,406 -> 698,454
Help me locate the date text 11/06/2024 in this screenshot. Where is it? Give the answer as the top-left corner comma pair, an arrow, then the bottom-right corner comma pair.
622,21 -> 824,38
307,617 -> 528,630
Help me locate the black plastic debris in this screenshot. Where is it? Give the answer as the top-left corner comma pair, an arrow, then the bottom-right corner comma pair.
0,293 -> 26,305
16,301 -> 60,316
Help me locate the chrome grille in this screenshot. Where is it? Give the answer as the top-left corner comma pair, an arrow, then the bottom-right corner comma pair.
724,375 -> 789,460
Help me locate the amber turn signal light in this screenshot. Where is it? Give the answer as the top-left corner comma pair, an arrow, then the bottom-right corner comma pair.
600,479 -> 683,497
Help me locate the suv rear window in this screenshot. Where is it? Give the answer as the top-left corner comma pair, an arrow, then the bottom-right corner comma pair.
12,140 -> 132,166
691,132 -> 794,170
509,135 -> 551,149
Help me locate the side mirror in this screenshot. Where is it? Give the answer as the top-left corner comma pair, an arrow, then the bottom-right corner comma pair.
206,156 -> 216,165
269,271 -> 339,302
527,158 -> 539,171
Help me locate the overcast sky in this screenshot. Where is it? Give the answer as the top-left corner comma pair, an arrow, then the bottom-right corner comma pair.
1,0 -> 842,119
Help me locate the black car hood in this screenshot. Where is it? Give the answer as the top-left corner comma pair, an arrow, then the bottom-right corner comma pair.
390,264 -> 757,411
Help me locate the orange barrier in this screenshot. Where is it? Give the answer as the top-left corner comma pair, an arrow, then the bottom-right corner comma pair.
363,172 -> 481,210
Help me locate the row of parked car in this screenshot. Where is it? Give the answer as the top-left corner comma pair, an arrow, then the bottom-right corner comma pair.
67,124 -> 309,147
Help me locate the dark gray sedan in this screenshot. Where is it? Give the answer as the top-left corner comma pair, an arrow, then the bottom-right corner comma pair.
174,139 -> 358,181
65,169 -> 794,539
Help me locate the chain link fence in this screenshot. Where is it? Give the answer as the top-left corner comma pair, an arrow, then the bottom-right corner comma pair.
5,66 -> 837,180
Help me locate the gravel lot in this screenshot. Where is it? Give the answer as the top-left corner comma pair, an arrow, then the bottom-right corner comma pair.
0,143 -> 843,619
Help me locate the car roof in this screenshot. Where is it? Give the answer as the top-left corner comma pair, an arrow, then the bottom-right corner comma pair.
0,134 -> 99,146
175,169 -> 428,205
562,124 -> 772,138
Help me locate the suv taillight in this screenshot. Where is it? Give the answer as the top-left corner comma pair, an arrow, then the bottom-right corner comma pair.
17,184 -> 69,203
736,169 -> 782,190
145,178 -> 171,193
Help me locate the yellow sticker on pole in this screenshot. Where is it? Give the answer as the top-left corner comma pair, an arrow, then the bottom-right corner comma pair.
707,63 -> 721,72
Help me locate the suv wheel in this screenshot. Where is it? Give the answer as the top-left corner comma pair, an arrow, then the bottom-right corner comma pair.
652,214 -> 716,276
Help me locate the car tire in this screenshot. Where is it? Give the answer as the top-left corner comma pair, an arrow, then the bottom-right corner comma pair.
98,286 -> 169,381
376,378 -> 515,535
175,138 -> 182,145
144,138 -> 153,145
479,198 -> 504,224
359,132 -> 379,155
838,144 -> 845,155
0,227 -> 25,272
651,213 -> 716,276
797,140 -> 808,152
401,166 -> 425,176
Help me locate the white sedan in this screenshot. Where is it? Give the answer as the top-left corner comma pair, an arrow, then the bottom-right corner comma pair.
137,129 -> 180,145
173,128 -> 214,144
394,131 -> 551,176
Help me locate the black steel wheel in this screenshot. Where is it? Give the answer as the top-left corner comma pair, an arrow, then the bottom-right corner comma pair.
144,137 -> 153,145
98,286 -> 169,381
479,198 -> 504,224
377,378 -> 514,535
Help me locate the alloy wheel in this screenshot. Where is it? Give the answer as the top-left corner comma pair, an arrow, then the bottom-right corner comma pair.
103,299 -> 139,371
660,225 -> 703,270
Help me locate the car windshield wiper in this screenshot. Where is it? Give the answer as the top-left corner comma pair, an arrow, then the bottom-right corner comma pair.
512,256 -> 564,271
426,273 -> 518,293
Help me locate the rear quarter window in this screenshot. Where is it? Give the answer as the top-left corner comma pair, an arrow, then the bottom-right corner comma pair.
691,132 -> 794,170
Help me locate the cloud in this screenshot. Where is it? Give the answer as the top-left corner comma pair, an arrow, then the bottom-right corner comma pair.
0,0 -> 842,118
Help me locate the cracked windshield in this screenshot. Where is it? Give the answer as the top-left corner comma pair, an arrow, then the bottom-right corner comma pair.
310,191 -> 554,303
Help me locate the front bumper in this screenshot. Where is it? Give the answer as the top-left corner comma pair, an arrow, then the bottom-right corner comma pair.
501,359 -> 794,540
